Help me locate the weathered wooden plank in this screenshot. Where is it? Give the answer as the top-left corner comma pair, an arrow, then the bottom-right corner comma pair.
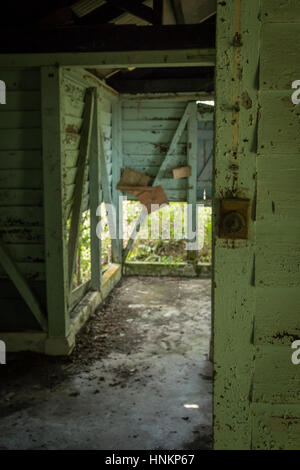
255,287 -> 300,346
65,150 -> 80,168
0,49 -> 216,68
213,0 -> 260,450
64,115 -> 82,134
65,182 -> 89,206
0,68 -> 40,91
260,23 -> 300,90
123,154 -> 187,168
257,155 -> 300,218
122,120 -> 180,131
65,168 -> 79,186
98,97 -> 112,114
252,404 -> 300,450
258,92 -> 300,154
123,142 -> 187,156
187,102 -> 198,256
68,88 -> 94,291
63,133 -> 80,151
126,189 -> 187,202
159,178 -> 188,190
89,88 -> 102,291
0,111 -> 41,129
62,78 -> 86,102
256,215 -> 300,246
99,97 -> 120,258
0,169 -> 42,188
261,0 -> 300,23
198,153 -> 213,182
124,166 -> 176,178
101,124 -> 112,139
0,239 -> 47,331
0,129 -> 41,150
0,189 -> 43,206
98,110 -> 111,126
70,279 -> 91,311
255,245 -> 300,287
122,101 -> 186,109
0,227 -> 44,244
41,66 -> 69,337
154,103 -> 191,185
0,150 -> 42,169
253,345 -> 300,404
3,243 -> 45,263
0,262 -> 45,280
64,95 -> 85,119
111,100 -> 123,264
122,107 -> 185,121
0,207 -> 43,226
0,91 -> 41,110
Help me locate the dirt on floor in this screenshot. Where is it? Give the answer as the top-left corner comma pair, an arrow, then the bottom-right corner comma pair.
0,276 -> 212,450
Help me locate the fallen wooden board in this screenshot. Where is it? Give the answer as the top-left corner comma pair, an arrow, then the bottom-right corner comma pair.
116,185 -> 153,197
138,185 -> 169,213
117,167 -> 151,189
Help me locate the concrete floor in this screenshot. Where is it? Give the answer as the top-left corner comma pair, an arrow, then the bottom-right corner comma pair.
0,276 -> 212,450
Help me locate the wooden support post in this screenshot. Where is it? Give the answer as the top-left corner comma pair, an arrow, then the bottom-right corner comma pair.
68,88 -> 94,293
89,88 -> 102,291
111,101 -> 123,264
98,95 -> 120,260
41,66 -> 69,337
123,102 -> 193,262
213,0 -> 260,449
0,240 -> 47,331
187,101 -> 198,261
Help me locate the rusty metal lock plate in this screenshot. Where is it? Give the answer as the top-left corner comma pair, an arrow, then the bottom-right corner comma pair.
219,199 -> 250,239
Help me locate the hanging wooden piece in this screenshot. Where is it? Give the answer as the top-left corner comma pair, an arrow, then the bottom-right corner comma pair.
172,166 -> 191,179
117,167 -> 151,189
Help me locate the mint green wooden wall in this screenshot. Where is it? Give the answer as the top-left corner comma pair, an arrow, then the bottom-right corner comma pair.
121,99 -> 190,201
214,0 -> 300,450
0,67 -> 117,334
0,68 -> 46,330
63,70 -> 114,216
252,0 -> 300,450
120,98 -> 214,203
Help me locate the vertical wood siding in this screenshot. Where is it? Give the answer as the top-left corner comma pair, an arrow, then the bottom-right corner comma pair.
252,0 -> 300,449
0,68 -> 45,330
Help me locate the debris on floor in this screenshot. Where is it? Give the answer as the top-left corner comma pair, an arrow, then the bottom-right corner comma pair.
0,276 -> 212,450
